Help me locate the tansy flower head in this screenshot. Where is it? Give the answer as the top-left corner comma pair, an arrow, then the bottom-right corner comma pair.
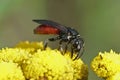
22,48 -> 88,80
22,49 -> 73,80
91,50 -> 120,79
0,41 -> 88,80
0,61 -> 25,80
64,52 -> 88,80
15,41 -> 44,53
0,48 -> 30,64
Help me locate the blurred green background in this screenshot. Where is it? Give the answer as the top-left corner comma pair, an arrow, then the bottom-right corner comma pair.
0,0 -> 120,80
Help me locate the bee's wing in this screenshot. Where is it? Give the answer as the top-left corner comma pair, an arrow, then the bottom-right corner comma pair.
33,20 -> 68,34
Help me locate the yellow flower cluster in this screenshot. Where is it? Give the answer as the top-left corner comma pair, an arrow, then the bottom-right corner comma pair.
0,61 -> 25,80
22,49 -> 74,80
0,41 -> 88,80
0,48 -> 30,64
91,50 -> 120,80
15,41 -> 43,53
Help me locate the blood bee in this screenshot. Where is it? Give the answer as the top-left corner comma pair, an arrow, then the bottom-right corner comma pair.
33,20 -> 84,60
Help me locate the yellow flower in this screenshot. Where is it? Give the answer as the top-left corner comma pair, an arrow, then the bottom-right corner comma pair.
0,48 -> 30,64
64,52 -> 88,80
15,41 -> 44,53
91,50 -> 120,79
106,72 -> 120,80
72,59 -> 88,80
0,61 -> 25,80
22,49 -> 73,80
0,41 -> 88,80
19,41 -> 88,80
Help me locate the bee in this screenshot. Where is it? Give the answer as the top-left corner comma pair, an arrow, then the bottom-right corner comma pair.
33,20 -> 84,60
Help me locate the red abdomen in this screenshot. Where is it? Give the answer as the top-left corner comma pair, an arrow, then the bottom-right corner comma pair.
34,25 -> 60,34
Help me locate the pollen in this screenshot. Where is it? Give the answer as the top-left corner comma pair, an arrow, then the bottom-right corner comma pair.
22,48 -> 88,80
0,61 -> 25,80
91,50 -> 120,79
15,41 -> 44,53
0,48 -> 30,64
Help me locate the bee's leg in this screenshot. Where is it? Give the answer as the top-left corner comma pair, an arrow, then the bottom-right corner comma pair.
44,36 -> 60,50
58,40 -> 64,54
64,43 -> 68,53
44,39 -> 49,50
73,46 -> 84,60
64,40 -> 71,53
71,46 -> 74,58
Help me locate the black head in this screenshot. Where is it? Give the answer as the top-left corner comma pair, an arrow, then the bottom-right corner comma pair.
73,37 -> 84,50
72,36 -> 84,60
